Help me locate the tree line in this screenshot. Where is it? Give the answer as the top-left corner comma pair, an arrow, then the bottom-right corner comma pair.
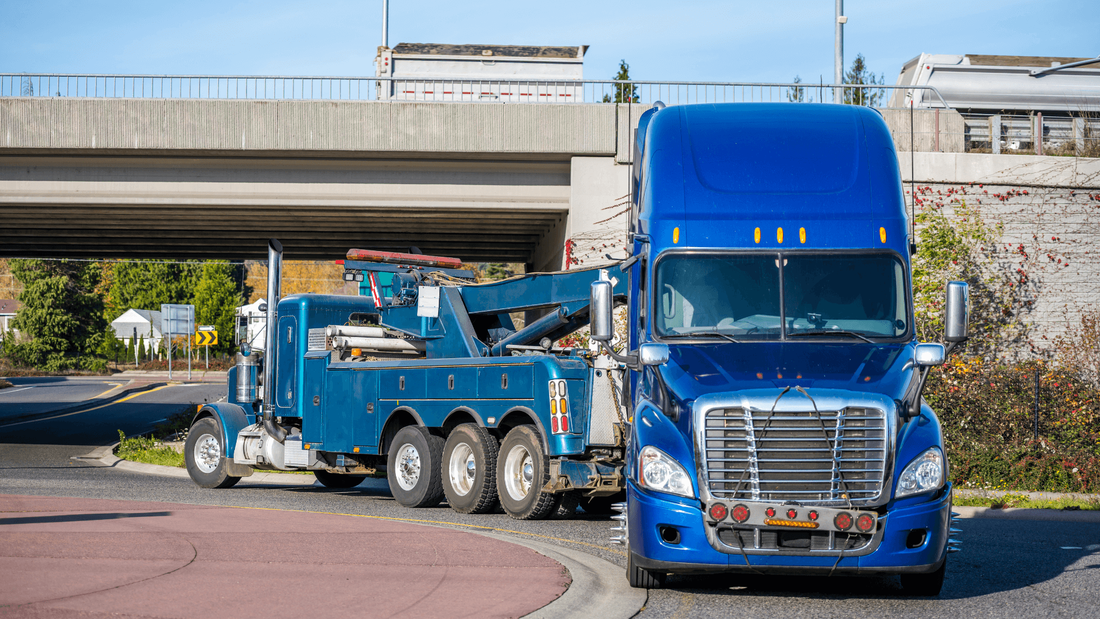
1,259 -> 244,372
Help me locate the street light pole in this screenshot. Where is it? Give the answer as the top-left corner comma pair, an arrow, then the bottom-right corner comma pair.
835,0 -> 846,103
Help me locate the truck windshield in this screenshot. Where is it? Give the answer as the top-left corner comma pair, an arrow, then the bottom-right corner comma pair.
654,253 -> 908,340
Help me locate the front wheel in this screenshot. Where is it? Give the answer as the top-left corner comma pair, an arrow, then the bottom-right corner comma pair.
497,425 -> 556,520
442,424 -> 499,514
900,558 -> 946,596
184,417 -> 241,489
627,553 -> 666,589
387,426 -> 445,508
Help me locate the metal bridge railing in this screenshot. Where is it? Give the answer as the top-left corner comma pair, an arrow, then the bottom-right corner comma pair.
0,73 -> 950,108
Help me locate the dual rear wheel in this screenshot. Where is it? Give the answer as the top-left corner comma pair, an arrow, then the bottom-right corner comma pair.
388,423 -> 560,520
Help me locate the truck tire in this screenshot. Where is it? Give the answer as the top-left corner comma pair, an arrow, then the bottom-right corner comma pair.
442,424 -> 500,514
497,425 -> 557,520
184,417 -> 241,489
900,558 -> 946,596
387,426 -> 445,508
627,553 -> 666,589
314,470 -> 367,489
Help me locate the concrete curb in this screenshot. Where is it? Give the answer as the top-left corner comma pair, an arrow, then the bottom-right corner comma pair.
481,532 -> 645,619
81,446 -> 320,486
0,380 -> 168,427
953,505 -> 1100,522
956,488 -> 1100,502
82,447 -> 646,619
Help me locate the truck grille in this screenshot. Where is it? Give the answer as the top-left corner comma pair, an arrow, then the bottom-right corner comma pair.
702,406 -> 887,505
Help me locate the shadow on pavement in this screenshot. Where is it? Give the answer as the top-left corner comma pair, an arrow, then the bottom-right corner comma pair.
0,511 -> 173,526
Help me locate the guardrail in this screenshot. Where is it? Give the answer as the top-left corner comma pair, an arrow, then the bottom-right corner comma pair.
0,73 -> 950,108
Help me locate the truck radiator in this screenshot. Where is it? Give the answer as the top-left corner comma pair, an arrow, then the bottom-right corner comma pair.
702,406 -> 886,505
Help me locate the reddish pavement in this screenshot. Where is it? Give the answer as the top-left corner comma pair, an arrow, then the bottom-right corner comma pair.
0,495 -> 569,619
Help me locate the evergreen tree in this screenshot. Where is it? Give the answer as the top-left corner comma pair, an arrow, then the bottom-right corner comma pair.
843,53 -> 884,107
602,60 -> 639,103
192,261 -> 242,355
104,261 -> 202,321
9,259 -> 106,371
137,335 -> 146,363
787,76 -> 808,103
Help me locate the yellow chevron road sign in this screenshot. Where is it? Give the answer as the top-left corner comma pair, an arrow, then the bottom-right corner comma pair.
193,329 -> 218,346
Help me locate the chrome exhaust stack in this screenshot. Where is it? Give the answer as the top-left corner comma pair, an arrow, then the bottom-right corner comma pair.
261,239 -> 287,443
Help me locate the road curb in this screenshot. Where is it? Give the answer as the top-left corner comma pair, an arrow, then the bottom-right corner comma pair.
479,531 -> 646,619
85,449 -> 646,618
0,380 -> 168,427
953,504 -> 1100,522
956,488 -> 1100,502
83,445 -> 321,486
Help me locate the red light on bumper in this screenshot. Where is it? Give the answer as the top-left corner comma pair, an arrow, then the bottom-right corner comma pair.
808,510 -> 819,521
765,507 -> 776,518
856,514 -> 876,532
786,508 -> 798,519
834,512 -> 853,531
731,504 -> 750,523
709,503 -> 728,521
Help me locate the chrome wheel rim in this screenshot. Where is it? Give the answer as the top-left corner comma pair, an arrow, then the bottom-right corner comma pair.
395,442 -> 421,491
503,444 -> 533,501
448,443 -> 476,497
193,433 -> 220,474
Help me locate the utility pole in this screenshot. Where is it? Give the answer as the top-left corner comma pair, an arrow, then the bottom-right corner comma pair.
381,0 -> 389,49
835,0 -> 846,103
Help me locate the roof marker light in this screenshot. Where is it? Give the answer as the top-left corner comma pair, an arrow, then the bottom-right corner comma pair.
777,227 -> 784,244
799,227 -> 806,243
754,227 -> 761,243
673,227 -> 680,244
880,227 -> 887,243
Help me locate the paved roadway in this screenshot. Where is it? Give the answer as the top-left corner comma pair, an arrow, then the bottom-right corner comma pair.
1,380 -> 1099,618
0,377 -> 130,421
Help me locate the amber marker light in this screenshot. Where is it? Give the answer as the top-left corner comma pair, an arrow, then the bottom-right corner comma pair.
764,519 -> 819,529
880,227 -> 887,243
754,227 -> 761,243
799,227 -> 806,243
777,227 -> 784,243
673,227 -> 680,244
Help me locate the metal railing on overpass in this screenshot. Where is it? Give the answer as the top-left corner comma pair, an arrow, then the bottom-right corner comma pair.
1,72 -> 950,107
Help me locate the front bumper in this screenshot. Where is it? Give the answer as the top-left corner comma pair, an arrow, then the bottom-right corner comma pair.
628,480 -> 952,575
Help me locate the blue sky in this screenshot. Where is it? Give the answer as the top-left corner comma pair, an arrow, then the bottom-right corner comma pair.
2,0 -> 1096,86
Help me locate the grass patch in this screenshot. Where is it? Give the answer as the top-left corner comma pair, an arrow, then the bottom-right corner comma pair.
115,429 -> 185,468
953,494 -> 1100,511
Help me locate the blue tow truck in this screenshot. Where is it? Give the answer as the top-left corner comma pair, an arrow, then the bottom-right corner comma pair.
585,102 -> 967,594
184,101 -> 966,595
186,244 -> 631,519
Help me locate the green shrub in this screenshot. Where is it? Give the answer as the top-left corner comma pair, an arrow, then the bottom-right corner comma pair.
926,358 -> 1100,492
115,429 -> 184,468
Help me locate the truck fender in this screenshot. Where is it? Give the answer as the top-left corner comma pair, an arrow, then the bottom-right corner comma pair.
442,406 -> 485,433
497,406 -> 550,454
379,406 -> 428,455
192,403 -> 253,460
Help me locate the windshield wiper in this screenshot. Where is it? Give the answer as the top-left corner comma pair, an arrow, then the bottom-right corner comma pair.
787,329 -> 875,343
663,332 -> 742,344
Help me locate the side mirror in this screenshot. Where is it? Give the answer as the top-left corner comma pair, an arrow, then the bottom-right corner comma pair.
944,281 -> 969,343
590,280 -> 614,343
914,343 -> 945,367
638,343 -> 670,366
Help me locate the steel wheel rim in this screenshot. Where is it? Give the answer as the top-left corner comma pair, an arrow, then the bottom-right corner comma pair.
395,442 -> 421,491
194,433 -> 220,474
448,443 -> 476,497
503,444 -> 533,501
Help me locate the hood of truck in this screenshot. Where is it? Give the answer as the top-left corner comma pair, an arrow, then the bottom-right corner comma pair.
659,341 -> 913,404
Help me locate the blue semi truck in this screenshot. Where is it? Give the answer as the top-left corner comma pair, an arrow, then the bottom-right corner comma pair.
185,102 -> 965,595
587,102 -> 967,594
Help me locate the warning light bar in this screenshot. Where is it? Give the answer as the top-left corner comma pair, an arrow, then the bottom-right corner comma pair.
764,519 -> 820,529
346,248 -> 464,269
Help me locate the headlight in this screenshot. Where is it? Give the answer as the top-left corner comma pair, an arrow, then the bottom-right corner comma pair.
895,447 -> 945,499
638,445 -> 694,498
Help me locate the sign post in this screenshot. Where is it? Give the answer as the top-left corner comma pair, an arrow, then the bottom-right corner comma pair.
161,304 -> 195,380
195,326 -> 218,371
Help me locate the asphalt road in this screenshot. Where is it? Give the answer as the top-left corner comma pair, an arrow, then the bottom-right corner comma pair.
0,377 -> 131,421
2,381 -> 1099,618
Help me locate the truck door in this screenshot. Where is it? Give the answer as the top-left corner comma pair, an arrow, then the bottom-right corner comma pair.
275,315 -> 297,409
